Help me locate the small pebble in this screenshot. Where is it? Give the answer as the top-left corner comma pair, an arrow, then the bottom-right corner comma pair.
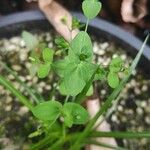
145,116 -> 150,124
5,105 -> 12,111
100,42 -> 109,50
12,65 -> 21,71
141,85 -> 148,92
101,90 -> 106,95
18,106 -> 29,116
136,107 -> 143,115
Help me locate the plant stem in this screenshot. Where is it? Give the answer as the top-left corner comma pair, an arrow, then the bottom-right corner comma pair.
69,34 -> 149,150
0,75 -> 33,110
85,140 -> 128,150
0,61 -> 42,103
85,18 -> 89,32
62,124 -> 66,139
91,131 -> 150,139
65,95 -> 70,103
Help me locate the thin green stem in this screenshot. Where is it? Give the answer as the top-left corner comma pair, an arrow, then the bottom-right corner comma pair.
30,132 -> 59,150
85,140 -> 128,150
91,131 -> 150,139
65,95 -> 70,103
62,124 -> 66,139
0,75 -> 33,110
0,61 -> 43,103
85,18 -> 89,32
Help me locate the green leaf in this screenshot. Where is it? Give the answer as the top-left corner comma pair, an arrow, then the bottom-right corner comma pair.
72,17 -> 85,30
109,57 -> 123,72
86,85 -> 93,96
69,31 -> 93,62
63,110 -> 73,128
107,72 -> 119,88
28,130 -> 43,138
94,66 -> 107,81
52,57 -> 70,78
62,102 -> 89,126
55,36 -> 69,50
42,48 -> 54,62
59,63 -> 86,96
32,101 -> 62,122
59,62 -> 96,96
82,0 -> 102,19
37,63 -> 51,78
22,31 -> 39,49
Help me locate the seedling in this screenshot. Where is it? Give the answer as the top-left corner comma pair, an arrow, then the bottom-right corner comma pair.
0,0 -> 149,149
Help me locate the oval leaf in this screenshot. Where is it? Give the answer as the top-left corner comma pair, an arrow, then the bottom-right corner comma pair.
69,31 -> 93,62
22,31 -> 39,50
37,63 -> 50,78
109,57 -> 123,72
107,72 -> 119,88
82,0 -> 102,19
42,48 -> 54,62
62,102 -> 89,126
32,101 -> 62,122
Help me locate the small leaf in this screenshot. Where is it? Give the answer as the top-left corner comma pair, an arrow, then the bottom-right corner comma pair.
32,101 -> 62,122
72,17 -> 85,30
28,130 -> 43,138
109,57 -> 123,72
42,48 -> 54,62
82,0 -> 102,19
55,36 -> 69,50
62,102 -> 89,126
107,72 -> 119,88
94,66 -> 107,81
22,31 -> 39,49
69,31 -> 93,62
52,57 -> 70,77
37,63 -> 51,78
63,111 -> 73,128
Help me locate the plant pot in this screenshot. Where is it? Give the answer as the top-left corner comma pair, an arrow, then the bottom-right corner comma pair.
0,10 -> 150,149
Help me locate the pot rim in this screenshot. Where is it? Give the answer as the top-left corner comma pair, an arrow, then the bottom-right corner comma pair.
0,10 -> 149,62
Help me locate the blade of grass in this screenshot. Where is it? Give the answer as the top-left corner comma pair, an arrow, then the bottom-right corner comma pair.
0,75 -> 33,110
30,132 -> 59,150
69,35 -> 149,150
0,61 -> 44,103
91,131 -> 150,139
85,140 -> 128,150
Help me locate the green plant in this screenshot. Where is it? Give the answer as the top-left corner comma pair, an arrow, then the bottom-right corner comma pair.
0,0 -> 150,149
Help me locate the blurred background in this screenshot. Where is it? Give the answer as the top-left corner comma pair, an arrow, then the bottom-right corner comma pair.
0,0 -> 150,42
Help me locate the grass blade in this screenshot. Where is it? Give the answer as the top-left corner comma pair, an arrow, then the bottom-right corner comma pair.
0,75 -> 33,110
91,131 -> 150,139
0,61 -> 44,103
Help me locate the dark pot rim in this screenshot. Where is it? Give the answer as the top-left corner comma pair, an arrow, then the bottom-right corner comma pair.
0,10 -> 150,71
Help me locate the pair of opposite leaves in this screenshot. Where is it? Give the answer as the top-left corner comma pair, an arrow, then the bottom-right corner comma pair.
32,101 -> 89,128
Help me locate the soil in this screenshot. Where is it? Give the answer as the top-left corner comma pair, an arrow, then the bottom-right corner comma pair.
0,30 -> 149,150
